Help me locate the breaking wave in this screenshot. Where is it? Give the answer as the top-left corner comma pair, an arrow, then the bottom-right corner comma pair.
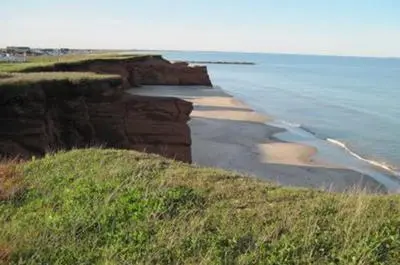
326,138 -> 400,176
273,119 -> 400,177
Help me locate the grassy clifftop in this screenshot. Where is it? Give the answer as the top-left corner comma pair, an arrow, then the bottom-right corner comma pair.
0,54 -> 156,73
1,149 -> 399,264
0,72 -> 123,105
0,72 -> 120,85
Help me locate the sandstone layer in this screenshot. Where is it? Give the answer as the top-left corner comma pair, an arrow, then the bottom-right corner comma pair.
22,55 -> 213,89
0,76 -> 193,162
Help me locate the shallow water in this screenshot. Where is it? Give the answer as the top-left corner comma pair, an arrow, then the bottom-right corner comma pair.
132,50 -> 400,190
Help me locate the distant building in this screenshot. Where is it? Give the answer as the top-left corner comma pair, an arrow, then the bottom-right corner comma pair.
30,49 -> 45,56
60,48 -> 70,54
6,46 -> 31,54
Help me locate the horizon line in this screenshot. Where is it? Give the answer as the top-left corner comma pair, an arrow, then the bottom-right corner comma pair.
130,48 -> 400,60
2,45 -> 399,60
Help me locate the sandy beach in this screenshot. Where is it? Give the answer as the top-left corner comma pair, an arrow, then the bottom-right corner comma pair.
128,85 -> 383,192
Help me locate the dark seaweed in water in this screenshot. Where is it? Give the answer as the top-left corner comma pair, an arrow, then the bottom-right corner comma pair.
299,125 -> 317,136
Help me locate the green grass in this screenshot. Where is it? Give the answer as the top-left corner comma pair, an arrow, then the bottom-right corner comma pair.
0,53 -> 158,73
0,72 -> 121,86
1,149 -> 399,264
0,54 -> 135,90
26,53 -> 152,64
0,73 -> 122,98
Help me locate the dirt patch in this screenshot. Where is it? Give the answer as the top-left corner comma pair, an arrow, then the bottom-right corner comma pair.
0,160 -> 24,201
0,245 -> 11,263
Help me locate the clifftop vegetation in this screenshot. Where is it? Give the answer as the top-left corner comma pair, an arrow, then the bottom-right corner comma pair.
1,149 -> 399,264
0,54 -> 156,73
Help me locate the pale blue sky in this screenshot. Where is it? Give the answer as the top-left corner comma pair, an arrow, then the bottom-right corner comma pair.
2,0 -> 400,57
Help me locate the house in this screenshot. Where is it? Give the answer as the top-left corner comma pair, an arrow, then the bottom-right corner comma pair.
6,46 -> 31,54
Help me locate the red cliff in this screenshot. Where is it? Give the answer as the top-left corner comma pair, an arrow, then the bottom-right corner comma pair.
21,55 -> 213,89
0,73 -> 193,162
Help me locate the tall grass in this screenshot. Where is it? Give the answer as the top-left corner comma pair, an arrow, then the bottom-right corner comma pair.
0,149 -> 399,264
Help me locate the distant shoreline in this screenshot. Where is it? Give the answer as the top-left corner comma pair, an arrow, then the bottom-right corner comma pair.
127,85 -> 385,193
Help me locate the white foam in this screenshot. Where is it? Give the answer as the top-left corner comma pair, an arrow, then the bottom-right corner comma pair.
280,120 -> 301,128
327,138 -> 399,176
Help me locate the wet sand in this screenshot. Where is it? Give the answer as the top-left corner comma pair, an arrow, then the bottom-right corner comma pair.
127,85 -> 384,192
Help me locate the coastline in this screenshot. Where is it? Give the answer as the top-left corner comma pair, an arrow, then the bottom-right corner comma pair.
128,85 -> 386,193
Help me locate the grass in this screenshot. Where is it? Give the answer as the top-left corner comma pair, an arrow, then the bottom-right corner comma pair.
0,53 -> 158,73
0,73 -> 122,99
26,53 -> 152,64
0,148 -> 399,264
0,72 -> 121,86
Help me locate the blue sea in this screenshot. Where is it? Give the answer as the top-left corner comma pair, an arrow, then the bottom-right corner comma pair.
138,51 -> 400,191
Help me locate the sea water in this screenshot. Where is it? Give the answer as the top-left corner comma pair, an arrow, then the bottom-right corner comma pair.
136,51 -> 400,191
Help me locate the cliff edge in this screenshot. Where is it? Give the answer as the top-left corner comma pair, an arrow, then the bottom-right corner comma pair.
17,55 -> 213,89
0,72 -> 193,162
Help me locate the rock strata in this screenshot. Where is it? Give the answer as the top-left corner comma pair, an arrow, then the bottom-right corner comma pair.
22,55 -> 213,89
0,77 -> 193,162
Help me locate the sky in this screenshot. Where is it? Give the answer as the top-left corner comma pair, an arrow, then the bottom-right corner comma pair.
2,0 -> 400,57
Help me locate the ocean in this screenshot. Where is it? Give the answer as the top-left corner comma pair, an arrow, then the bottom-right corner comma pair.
137,51 -> 400,191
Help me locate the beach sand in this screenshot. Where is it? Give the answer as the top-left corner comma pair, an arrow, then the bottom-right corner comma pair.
127,85 -> 384,192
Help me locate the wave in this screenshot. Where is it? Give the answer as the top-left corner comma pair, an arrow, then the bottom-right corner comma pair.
227,88 -> 400,178
326,138 -> 400,176
280,120 -> 301,128
279,121 -> 318,137
276,120 -> 400,177
271,118 -> 400,177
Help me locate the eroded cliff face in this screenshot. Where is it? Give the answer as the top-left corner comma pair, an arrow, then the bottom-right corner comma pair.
22,55 -> 213,89
0,78 -> 193,162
